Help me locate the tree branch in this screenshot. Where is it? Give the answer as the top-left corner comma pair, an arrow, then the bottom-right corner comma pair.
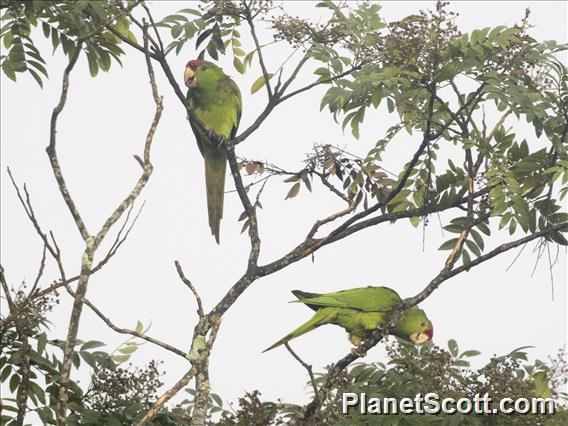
244,2 -> 273,99
63,284 -> 186,358
295,221 -> 567,421
175,261 -> 204,318
226,141 -> 261,269
46,44 -> 89,242
285,342 -> 319,401
56,27 -> 162,424
134,317 -> 222,426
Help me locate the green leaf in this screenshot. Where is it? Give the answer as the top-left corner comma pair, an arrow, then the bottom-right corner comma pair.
477,221 -> 491,236
465,239 -> 481,257
81,340 -> 106,351
118,344 -> 139,355
508,218 -> 517,235
469,229 -> 484,251
435,62 -> 459,82
250,73 -> 273,94
409,215 -> 421,228
438,238 -> 458,250
87,52 -> 98,77
171,24 -> 183,39
448,339 -> 459,357
29,381 -> 46,404
460,350 -> 481,358
461,249 -> 471,267
0,365 -> 12,383
443,224 -> 464,234
112,354 -> 130,364
26,66 -> 43,88
2,60 -> 17,81
9,373 -> 20,393
233,56 -> 244,74
179,8 -> 201,16
37,332 -> 48,354
37,407 -> 56,424
51,29 -> 59,52
135,320 -> 144,333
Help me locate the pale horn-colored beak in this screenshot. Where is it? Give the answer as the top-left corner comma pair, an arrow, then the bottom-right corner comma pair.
184,67 -> 195,88
409,332 -> 431,345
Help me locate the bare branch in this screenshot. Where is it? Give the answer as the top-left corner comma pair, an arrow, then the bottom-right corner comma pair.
226,141 -> 261,268
175,260 -> 204,318
56,27 -> 163,423
63,284 -> 186,358
46,43 -> 89,242
244,2 -> 273,99
306,201 -> 356,240
134,317 -> 222,426
284,342 -> 318,400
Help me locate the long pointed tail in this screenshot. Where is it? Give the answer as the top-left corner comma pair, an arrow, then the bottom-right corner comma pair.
204,150 -> 226,244
262,309 -> 336,353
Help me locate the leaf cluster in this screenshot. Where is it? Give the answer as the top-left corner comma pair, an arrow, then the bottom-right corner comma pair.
0,0 -> 136,85
0,289 -> 166,425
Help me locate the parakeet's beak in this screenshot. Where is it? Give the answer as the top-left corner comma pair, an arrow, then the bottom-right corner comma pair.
409,326 -> 433,345
184,66 -> 196,88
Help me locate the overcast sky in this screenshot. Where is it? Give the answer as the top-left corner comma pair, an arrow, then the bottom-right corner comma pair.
1,1 -> 567,410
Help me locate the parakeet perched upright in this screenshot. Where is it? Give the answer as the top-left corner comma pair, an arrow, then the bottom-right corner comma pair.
263,286 -> 433,352
184,59 -> 242,243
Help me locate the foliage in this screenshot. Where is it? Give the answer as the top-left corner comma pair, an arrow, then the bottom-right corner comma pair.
2,291 -> 565,426
314,2 -> 568,262
211,340 -> 568,426
1,0 -> 567,425
0,0 -> 137,85
0,285 -> 170,425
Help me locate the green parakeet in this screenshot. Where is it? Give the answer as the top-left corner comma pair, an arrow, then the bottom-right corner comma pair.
184,59 -> 242,243
263,286 -> 433,352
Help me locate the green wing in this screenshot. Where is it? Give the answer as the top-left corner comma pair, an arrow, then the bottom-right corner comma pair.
217,75 -> 241,140
293,286 -> 401,313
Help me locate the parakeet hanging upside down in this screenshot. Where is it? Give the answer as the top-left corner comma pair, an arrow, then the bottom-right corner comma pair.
263,286 -> 433,352
184,59 -> 242,243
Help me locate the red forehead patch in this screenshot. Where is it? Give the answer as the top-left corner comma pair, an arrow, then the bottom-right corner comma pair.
186,59 -> 202,70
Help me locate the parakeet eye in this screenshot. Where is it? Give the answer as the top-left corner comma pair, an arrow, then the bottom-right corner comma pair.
201,65 -> 208,71
420,322 -> 426,327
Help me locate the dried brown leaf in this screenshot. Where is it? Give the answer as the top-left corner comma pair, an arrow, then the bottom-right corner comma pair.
285,182 -> 301,200
284,174 -> 301,183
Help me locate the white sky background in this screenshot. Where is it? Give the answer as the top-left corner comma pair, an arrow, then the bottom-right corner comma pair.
1,0 -> 567,411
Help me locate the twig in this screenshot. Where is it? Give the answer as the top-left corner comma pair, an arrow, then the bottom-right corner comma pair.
226,141 -> 261,269
63,284 -> 186,358
285,342 -> 318,398
306,202 -> 356,240
175,260 -> 204,318
314,171 -> 350,203
506,242 -> 528,271
30,244 -> 47,296
244,2 -> 273,99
